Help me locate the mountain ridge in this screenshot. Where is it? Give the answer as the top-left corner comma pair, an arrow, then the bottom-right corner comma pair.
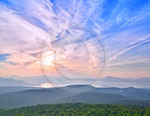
0,77 -> 34,86
0,84 -> 150,108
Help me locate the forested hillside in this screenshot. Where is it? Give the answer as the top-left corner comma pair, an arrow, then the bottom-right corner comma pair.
0,103 -> 150,116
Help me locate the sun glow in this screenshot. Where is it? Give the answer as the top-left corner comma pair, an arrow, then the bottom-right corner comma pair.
41,83 -> 53,88
42,55 -> 54,66
41,51 -> 55,66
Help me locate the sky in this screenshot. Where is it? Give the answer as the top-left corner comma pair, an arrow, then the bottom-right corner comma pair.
0,0 -> 150,83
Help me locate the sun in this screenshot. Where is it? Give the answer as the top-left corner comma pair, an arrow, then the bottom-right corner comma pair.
41,51 -> 55,66
42,55 -> 54,66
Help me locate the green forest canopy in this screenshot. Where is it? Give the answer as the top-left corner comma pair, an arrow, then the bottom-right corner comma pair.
0,103 -> 150,116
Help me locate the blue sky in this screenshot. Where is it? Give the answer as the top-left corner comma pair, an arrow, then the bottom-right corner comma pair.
0,0 -> 150,79
0,54 -> 9,62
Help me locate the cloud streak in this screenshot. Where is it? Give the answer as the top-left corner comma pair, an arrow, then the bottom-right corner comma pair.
0,0 -> 150,79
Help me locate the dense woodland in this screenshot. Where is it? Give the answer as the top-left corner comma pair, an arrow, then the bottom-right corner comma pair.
0,103 -> 150,116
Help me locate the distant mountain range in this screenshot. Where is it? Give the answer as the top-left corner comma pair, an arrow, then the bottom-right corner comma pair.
0,85 -> 150,108
4,75 -> 150,88
0,86 -> 40,94
99,76 -> 150,88
0,77 -> 34,86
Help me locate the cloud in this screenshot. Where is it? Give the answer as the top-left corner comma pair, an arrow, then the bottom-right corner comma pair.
107,58 -> 150,67
0,0 -> 150,79
108,37 -> 150,62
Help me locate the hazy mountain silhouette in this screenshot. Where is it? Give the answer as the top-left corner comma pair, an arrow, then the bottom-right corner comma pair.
0,77 -> 34,86
6,75 -> 150,88
0,85 -> 150,108
0,86 -> 39,94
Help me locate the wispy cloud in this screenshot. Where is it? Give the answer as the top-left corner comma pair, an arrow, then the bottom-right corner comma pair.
108,37 -> 150,62
0,0 -> 150,79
